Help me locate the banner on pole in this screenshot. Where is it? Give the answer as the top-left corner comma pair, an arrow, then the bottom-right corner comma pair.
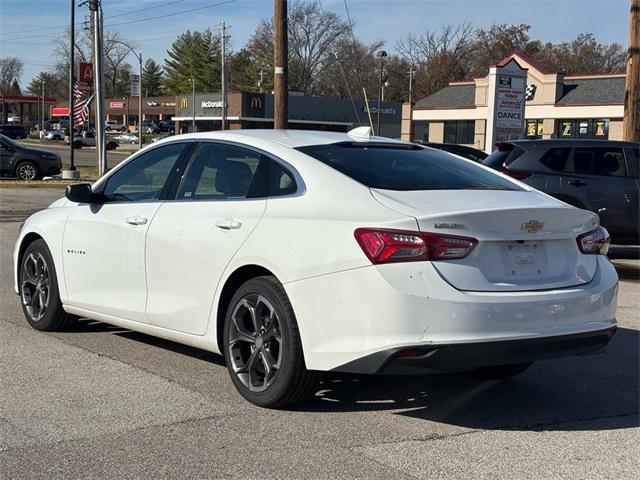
130,74 -> 141,97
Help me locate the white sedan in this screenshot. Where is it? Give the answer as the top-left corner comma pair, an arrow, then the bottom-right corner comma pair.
114,132 -> 139,144
13,128 -> 618,408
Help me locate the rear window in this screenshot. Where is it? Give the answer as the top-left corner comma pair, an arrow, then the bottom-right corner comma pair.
483,144 -> 524,170
297,142 -> 522,191
539,148 -> 571,172
572,147 -> 627,177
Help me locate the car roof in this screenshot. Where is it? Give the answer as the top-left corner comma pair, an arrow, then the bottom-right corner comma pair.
170,129 -> 407,149
505,139 -> 639,148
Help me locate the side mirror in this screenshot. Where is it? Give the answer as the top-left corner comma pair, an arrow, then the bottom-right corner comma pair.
65,183 -> 96,203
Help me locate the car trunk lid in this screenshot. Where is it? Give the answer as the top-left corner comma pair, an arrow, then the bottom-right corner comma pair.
371,189 -> 600,291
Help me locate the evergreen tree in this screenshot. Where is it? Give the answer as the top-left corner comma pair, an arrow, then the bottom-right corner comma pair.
142,58 -> 164,96
163,29 -> 221,94
26,71 -> 67,99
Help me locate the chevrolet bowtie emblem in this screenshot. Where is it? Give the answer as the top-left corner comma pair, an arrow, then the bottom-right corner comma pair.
521,220 -> 544,233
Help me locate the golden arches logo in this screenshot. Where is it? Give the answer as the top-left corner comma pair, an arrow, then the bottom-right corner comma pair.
180,97 -> 189,109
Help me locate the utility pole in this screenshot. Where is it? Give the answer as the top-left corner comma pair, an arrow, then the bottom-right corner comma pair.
138,53 -> 142,149
89,0 -> 106,176
220,21 -> 227,130
273,0 -> 288,129
623,0 -> 639,141
408,65 -> 416,105
259,69 -> 264,93
64,0 -> 77,179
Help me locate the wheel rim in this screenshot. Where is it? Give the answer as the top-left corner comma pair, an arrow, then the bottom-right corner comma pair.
17,164 -> 36,180
21,252 -> 50,322
228,294 -> 283,392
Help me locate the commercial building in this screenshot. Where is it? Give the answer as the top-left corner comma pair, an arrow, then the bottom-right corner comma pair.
172,91 -> 401,137
1,94 -> 57,127
99,91 -> 400,136
408,52 -> 626,152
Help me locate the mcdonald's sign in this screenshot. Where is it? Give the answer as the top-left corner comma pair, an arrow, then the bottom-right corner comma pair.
79,63 -> 93,85
250,96 -> 262,109
244,93 -> 265,116
180,97 -> 189,109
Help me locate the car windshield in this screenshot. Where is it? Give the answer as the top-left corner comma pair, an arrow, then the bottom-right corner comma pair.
297,142 -> 522,191
0,133 -> 19,148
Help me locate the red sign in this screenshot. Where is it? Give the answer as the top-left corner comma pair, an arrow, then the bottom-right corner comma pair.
109,101 -> 125,109
51,107 -> 70,116
79,62 -> 93,85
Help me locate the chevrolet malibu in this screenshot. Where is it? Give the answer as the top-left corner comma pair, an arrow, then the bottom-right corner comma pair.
13,128 -> 618,408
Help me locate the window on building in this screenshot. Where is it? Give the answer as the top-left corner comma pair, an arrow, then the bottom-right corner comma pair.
443,120 -> 474,144
526,119 -> 543,139
558,119 -> 609,139
413,121 -> 429,142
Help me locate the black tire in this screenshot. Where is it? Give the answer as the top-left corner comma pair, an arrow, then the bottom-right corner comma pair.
73,140 -> 82,149
105,126 -> 112,132
15,161 -> 40,180
19,239 -> 75,331
471,362 -> 532,379
223,276 -> 319,408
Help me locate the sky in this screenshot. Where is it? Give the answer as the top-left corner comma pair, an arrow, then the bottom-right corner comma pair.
0,0 -> 632,90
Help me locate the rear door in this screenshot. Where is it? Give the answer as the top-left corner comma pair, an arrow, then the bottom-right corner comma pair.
563,146 -> 638,244
145,141 -> 272,335
0,137 -> 16,174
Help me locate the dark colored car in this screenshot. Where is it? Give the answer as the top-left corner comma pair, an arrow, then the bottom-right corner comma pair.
0,134 -> 62,180
0,124 -> 28,140
484,139 -> 640,245
415,141 -> 488,163
156,120 -> 175,134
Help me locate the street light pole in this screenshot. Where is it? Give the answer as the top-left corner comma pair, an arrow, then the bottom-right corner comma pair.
376,50 -> 387,136
220,21 -> 227,130
89,0 -> 106,176
67,0 -> 76,175
191,78 -> 195,132
138,52 -> 142,149
408,65 -> 415,105
41,81 -> 45,136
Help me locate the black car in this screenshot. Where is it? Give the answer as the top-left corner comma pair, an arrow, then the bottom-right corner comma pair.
0,134 -> 62,180
415,141 -> 488,162
484,139 -> 640,246
0,124 -> 28,140
156,120 -> 175,134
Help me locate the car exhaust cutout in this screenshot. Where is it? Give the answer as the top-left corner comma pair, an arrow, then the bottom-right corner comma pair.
577,227 -> 610,255
354,228 -> 477,264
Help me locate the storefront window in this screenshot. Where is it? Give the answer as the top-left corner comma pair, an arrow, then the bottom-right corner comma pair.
558,119 -> 609,139
413,121 -> 429,142
526,119 -> 543,139
443,120 -> 474,144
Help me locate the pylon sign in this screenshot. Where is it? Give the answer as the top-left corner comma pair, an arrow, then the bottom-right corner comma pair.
79,63 -> 93,88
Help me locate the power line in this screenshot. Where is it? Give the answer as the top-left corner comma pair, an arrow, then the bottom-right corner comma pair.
0,0 -> 234,42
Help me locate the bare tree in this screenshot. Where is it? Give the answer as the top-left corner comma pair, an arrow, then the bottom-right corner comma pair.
249,0 -> 350,94
0,57 -> 25,93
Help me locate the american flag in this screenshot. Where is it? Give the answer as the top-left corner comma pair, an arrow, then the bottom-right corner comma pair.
72,80 -> 93,127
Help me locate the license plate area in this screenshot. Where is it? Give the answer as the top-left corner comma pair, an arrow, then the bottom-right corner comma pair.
505,242 -> 547,277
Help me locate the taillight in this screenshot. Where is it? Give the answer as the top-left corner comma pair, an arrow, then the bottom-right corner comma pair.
354,228 -> 477,264
577,227 -> 610,255
501,167 -> 531,180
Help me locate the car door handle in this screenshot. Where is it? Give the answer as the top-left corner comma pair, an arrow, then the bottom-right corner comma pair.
215,219 -> 242,230
125,215 -> 148,226
568,180 -> 587,187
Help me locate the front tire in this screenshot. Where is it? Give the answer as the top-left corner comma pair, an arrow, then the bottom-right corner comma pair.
15,161 -> 40,180
223,276 -> 319,408
19,239 -> 75,331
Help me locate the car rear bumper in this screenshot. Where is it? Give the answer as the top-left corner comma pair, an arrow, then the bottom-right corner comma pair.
331,326 -> 616,375
284,256 -> 618,372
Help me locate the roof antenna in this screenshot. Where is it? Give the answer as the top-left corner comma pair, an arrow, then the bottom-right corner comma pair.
347,126 -> 372,139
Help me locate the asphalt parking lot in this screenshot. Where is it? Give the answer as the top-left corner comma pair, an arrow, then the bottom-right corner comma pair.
0,187 -> 638,479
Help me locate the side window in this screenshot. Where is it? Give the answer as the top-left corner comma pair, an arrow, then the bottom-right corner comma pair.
572,147 -> 627,177
269,160 -> 297,197
626,147 -> 639,177
178,143 -> 269,200
539,148 -> 571,172
102,142 -> 187,202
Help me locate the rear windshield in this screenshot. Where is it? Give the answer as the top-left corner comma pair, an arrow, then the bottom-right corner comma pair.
297,142 -> 521,191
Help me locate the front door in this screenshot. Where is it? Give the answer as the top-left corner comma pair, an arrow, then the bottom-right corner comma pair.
145,141 -> 270,335
0,137 -> 16,175
62,142 -> 190,321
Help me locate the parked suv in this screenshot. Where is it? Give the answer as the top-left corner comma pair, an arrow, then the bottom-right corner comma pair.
105,120 -> 127,132
0,124 -> 28,140
0,133 -> 62,180
484,139 -> 640,245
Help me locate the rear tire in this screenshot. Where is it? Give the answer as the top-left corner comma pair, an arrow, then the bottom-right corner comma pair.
223,276 -> 319,408
19,239 -> 75,331
471,362 -> 532,379
73,141 -> 82,149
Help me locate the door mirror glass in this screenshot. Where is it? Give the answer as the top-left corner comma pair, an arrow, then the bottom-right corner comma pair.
65,183 -> 95,203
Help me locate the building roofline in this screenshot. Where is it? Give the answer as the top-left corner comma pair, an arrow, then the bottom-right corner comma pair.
564,72 -> 626,79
